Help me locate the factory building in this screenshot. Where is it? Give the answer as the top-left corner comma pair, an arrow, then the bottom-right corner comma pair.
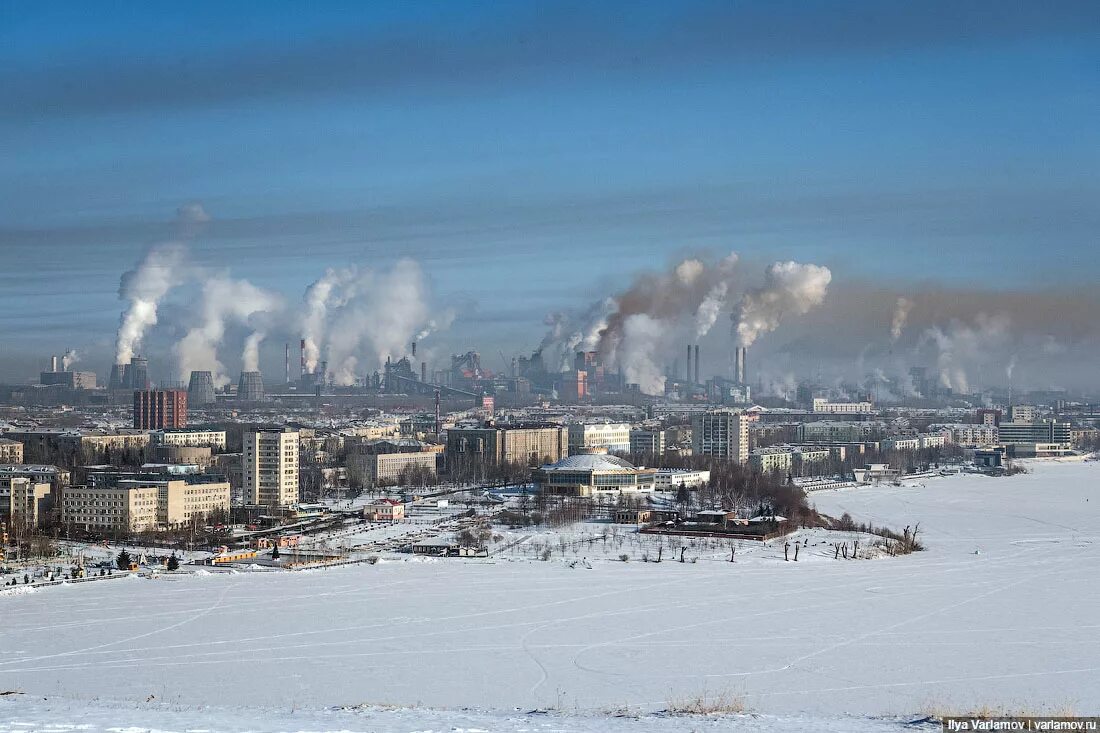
0,438 -> 24,464
567,422 -> 631,455
446,424 -> 568,466
237,371 -> 265,402
40,369 -> 97,389
691,409 -> 749,464
243,428 -> 300,508
187,371 -> 216,406
134,389 -> 188,429
533,449 -> 656,498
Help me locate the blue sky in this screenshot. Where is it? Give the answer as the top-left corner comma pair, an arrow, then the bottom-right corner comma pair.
0,1 -> 1098,383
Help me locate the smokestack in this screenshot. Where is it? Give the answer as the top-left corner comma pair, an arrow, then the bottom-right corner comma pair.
686,345 -> 692,385
736,346 -> 746,386
50,355 -> 58,373
411,341 -> 416,358
694,345 -> 700,385
300,338 -> 306,378
434,388 -> 441,434
421,361 -> 427,383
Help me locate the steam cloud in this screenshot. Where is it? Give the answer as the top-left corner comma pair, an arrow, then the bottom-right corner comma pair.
174,276 -> 282,387
735,261 -> 832,347
115,243 -> 189,363
61,349 -> 79,370
890,297 -> 914,342
301,259 -> 443,386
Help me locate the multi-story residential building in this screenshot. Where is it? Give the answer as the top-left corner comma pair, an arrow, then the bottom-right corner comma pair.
930,424 -> 999,445
748,446 -> 831,475
798,421 -> 884,443
349,451 -> 438,487
3,429 -> 151,462
84,469 -> 231,526
629,429 -> 667,456
59,485 -> 159,533
567,422 -> 632,455
1007,405 -> 1037,423
0,464 -> 70,491
0,477 -> 52,529
812,398 -> 875,414
691,409 -> 749,463
446,424 -> 568,466
151,429 -> 227,450
0,438 -> 24,464
133,389 -> 188,429
881,437 -> 920,452
243,428 -> 300,507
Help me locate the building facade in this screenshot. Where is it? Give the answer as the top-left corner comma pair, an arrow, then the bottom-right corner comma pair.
812,398 -> 875,414
152,429 -> 227,450
349,451 -> 438,487
691,409 -> 749,463
134,389 -> 188,429
446,425 -> 569,466
534,451 -> 656,498
59,485 -> 159,533
0,477 -> 52,529
244,429 -> 300,507
0,438 -> 23,464
567,423 -> 632,455
629,429 -> 667,456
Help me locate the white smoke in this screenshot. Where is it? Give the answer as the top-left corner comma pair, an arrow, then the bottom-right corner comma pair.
920,313 -> 1012,395
242,331 -> 266,373
619,314 -> 667,395
890,297 -> 914,342
61,349 -> 79,370
735,261 -> 832,347
303,259 -> 439,386
416,309 -> 456,341
115,243 -> 189,363
174,276 -> 281,387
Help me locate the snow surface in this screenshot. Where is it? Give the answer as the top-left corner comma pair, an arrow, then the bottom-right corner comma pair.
1,460 -> 1098,728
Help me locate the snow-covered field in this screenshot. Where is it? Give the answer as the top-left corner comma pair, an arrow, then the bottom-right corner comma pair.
2,459 -> 1098,731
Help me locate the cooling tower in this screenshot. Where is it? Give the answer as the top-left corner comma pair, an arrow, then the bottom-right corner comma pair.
237,370 -> 265,402
128,356 -> 150,390
187,370 -> 216,406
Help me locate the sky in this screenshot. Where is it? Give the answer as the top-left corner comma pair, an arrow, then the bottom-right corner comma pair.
0,1 -> 1098,392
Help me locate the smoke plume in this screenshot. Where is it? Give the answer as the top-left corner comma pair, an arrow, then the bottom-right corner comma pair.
735,261 -> 832,347
301,259 -> 441,385
174,275 -> 281,386
61,349 -> 79,370
890,296 -> 914,342
115,243 -> 189,363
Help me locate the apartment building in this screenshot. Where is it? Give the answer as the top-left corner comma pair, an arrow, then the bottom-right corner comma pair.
0,438 -> 23,464
446,424 -> 568,465
349,451 -> 437,487
0,477 -> 52,529
567,422 -> 632,455
152,429 -> 227,450
244,428 -> 300,507
691,409 -> 749,463
60,485 -> 159,533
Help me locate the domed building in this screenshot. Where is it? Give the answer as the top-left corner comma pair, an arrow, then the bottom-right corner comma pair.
533,448 -> 656,498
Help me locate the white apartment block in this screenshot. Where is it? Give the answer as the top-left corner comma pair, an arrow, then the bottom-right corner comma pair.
152,429 -> 227,450
930,424 -> 999,445
568,423 -> 632,455
244,429 -> 300,507
691,409 -> 749,463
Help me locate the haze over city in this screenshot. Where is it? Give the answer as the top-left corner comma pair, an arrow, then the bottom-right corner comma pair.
2,3 -> 1100,733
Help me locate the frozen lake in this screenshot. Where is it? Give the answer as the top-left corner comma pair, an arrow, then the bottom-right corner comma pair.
2,459 -> 1099,721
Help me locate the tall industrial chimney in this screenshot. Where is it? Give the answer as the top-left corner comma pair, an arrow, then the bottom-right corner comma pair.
50,355 -> 58,373
421,361 -> 427,383
686,345 -> 692,385
300,338 -> 307,378
411,341 -> 417,358
694,345 -> 700,385
736,346 -> 747,386
285,343 -> 290,384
